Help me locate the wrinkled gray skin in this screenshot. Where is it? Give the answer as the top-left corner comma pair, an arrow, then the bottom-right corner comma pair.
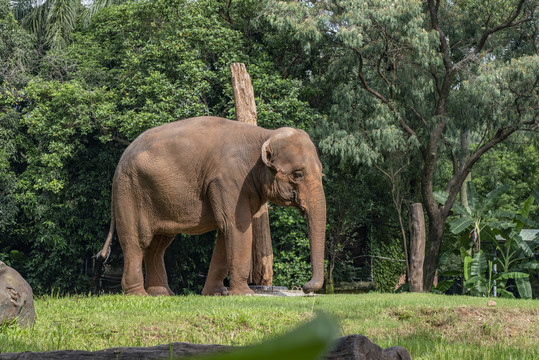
97,116 -> 326,296
0,261 -> 35,326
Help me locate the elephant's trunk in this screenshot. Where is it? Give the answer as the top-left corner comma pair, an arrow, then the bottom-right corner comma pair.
302,184 -> 326,293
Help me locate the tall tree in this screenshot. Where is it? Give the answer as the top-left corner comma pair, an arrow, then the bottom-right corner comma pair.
11,0 -> 126,49
267,0 -> 538,290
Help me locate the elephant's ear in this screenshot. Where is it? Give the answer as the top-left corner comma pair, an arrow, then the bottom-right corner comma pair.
261,138 -> 277,172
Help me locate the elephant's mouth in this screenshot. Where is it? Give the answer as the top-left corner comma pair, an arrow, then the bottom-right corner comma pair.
292,190 -> 306,218
294,204 -> 306,218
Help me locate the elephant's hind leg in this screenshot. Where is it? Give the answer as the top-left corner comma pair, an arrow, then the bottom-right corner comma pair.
121,239 -> 148,296
144,234 -> 175,296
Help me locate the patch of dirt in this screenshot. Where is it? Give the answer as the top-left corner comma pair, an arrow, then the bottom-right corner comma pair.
387,305 -> 539,347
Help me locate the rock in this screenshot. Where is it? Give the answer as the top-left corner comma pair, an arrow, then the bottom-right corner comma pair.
0,261 -> 35,327
487,300 -> 496,307
325,334 -> 411,360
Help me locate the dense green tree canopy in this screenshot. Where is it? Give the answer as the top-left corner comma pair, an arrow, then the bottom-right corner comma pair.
0,0 -> 536,295
266,0 -> 538,290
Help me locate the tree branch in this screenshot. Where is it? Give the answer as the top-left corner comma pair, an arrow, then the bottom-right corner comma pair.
442,137 -> 458,179
352,48 -> 426,155
427,0 -> 452,72
354,50 -> 392,108
442,125 -> 517,217
476,0 -> 529,53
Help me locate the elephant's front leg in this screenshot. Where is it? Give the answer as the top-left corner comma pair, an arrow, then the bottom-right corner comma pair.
202,231 -> 229,296
206,183 -> 254,295
225,220 -> 255,296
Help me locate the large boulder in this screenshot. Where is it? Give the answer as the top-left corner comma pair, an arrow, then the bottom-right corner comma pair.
0,261 -> 35,327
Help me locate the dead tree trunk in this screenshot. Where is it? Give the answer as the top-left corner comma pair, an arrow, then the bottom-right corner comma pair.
0,335 -> 411,360
409,203 -> 426,292
230,62 -> 273,286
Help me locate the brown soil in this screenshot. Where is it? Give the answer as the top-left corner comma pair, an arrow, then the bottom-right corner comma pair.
386,304 -> 539,347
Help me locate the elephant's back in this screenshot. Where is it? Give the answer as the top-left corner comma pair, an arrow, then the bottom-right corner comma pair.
113,115 -> 269,200
125,116 -> 264,158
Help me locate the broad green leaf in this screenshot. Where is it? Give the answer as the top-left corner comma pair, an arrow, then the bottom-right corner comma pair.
515,277 -> 532,299
452,201 -> 471,217
517,195 -> 534,218
438,270 -> 462,277
481,226 -> 498,247
511,235 -> 533,257
497,288 -> 516,299
471,251 -> 487,277
465,275 -> 486,296
433,191 -> 448,205
433,279 -> 454,293
463,255 -> 472,281
199,313 -> 339,360
474,280 -> 487,296
465,275 -> 482,284
496,272 -> 530,281
518,262 -> 539,270
449,217 -> 474,234
532,188 -> 539,204
514,214 -> 535,234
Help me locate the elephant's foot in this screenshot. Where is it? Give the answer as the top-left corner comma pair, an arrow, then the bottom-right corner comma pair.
302,279 -> 324,294
123,285 -> 149,296
146,286 -> 174,296
201,284 -> 228,296
228,285 -> 255,296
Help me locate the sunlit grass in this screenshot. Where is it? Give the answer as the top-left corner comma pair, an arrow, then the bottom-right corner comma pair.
0,293 -> 537,359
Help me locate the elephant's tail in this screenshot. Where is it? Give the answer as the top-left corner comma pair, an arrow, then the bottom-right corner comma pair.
97,203 -> 115,261
92,197 -> 115,292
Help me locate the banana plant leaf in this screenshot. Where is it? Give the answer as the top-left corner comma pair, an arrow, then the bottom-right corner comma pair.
515,195 -> 535,233
463,255 -> 472,281
496,272 -> 530,281
470,251 -> 487,278
518,262 -> 539,270
515,277 -> 532,299
497,288 -> 516,299
511,235 -> 533,257
450,217 -> 474,235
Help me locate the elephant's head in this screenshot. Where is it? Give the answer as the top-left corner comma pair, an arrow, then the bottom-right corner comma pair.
261,128 -> 326,293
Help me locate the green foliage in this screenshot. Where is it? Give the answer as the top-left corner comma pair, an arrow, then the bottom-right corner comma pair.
370,241 -> 407,293
437,187 -> 539,298
199,313 -> 338,360
1,0 -> 323,294
270,206 -> 312,289
1,0 -> 536,297
165,233 -> 215,295
473,137 -> 539,222
266,0 -> 539,290
0,0 -> 35,88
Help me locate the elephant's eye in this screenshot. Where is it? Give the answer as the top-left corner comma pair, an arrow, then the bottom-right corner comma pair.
292,170 -> 304,181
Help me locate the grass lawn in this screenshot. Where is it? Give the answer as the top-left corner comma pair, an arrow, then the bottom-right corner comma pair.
0,292 -> 537,359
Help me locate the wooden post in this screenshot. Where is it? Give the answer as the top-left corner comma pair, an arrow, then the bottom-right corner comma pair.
409,203 -> 426,292
230,62 -> 273,286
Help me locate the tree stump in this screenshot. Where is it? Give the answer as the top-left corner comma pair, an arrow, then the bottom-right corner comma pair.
409,203 -> 426,292
230,62 -> 273,286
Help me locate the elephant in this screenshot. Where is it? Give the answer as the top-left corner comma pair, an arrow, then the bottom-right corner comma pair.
96,116 -> 326,296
